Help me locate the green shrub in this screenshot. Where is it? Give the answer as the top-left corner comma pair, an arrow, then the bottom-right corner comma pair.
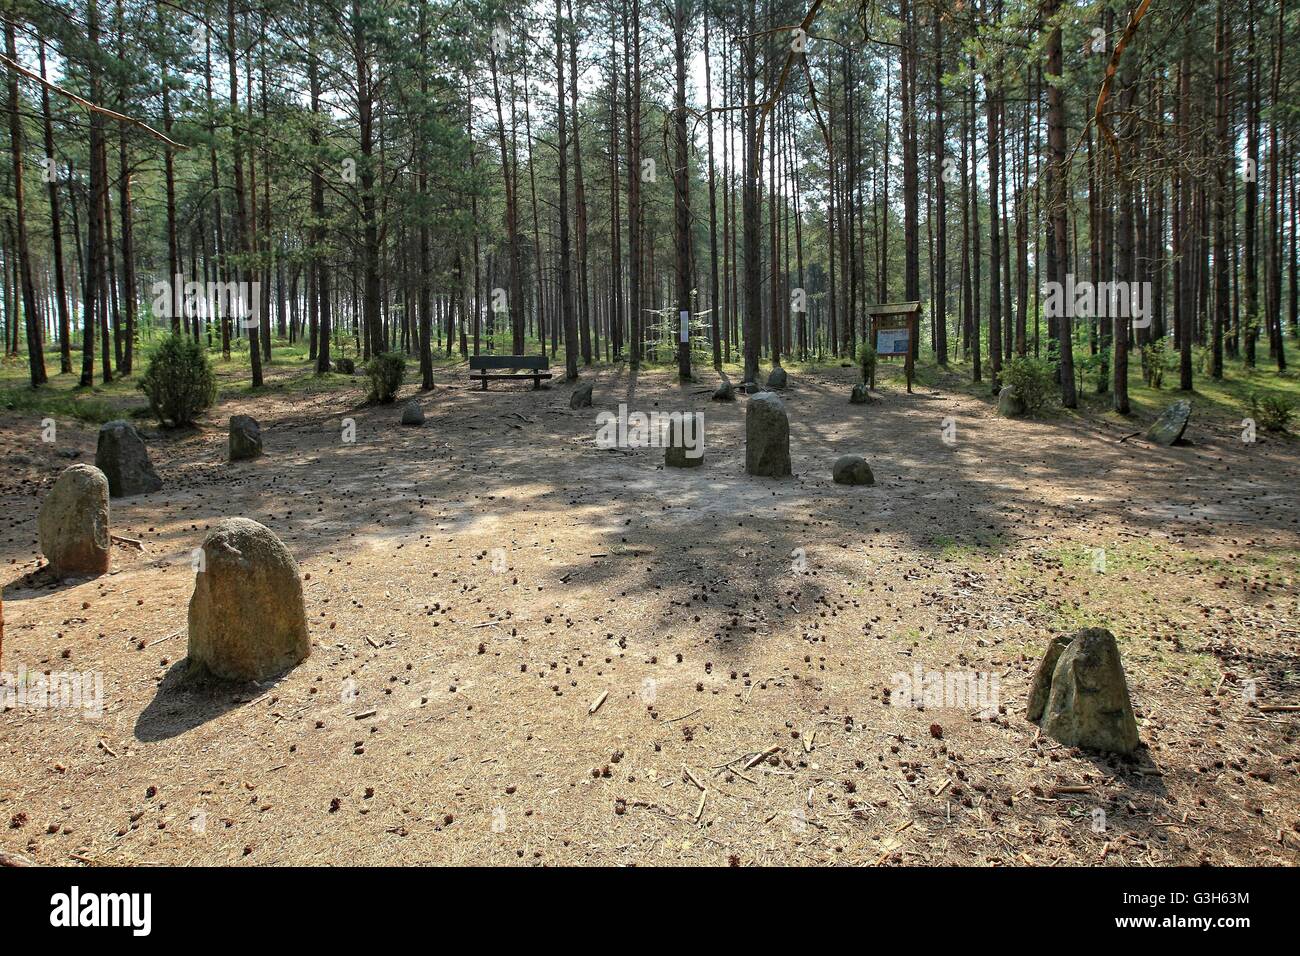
1002,354 -> 1058,417
365,352 -> 405,404
138,334 -> 217,427
1140,339 -> 1169,388
1193,345 -> 1210,375
1247,392 -> 1295,433
856,342 -> 877,385
1074,347 -> 1109,395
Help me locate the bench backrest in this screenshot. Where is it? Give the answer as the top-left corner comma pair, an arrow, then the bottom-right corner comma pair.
469,355 -> 549,371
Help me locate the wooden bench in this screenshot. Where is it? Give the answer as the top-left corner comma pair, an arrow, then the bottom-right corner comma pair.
468,354 -> 553,390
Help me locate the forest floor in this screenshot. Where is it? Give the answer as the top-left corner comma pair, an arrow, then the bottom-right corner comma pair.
1,351 -> 1298,866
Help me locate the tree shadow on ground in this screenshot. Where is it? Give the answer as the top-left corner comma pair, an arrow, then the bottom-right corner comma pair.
16,358 -> 1295,678
2,566 -> 108,603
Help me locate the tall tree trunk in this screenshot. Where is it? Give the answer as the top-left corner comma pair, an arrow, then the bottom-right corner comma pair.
37,36 -> 70,375
1211,0 -> 1230,380
158,7 -> 180,336
204,25 -> 231,359
740,8 -> 761,383
607,18 -> 623,361
555,0 -> 578,379
704,10 -> 722,370
352,0 -> 382,358
227,0 -> 262,385
1244,6 -> 1259,367
418,2 -> 433,389
567,0 -> 592,365
1046,0 -> 1076,406
116,21 -> 135,376
80,0 -> 106,387
6,18 -> 47,386
932,2 -> 947,365
985,72 -> 1002,393
671,0 -> 691,379
309,28 -> 331,374
1265,3 -> 1286,370
626,0 -> 643,368
488,37 -> 525,356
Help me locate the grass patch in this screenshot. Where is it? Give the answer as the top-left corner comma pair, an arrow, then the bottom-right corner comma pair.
0,381 -> 126,424
1051,541 -> 1171,574
932,531 -> 1007,560
924,348 -> 1299,432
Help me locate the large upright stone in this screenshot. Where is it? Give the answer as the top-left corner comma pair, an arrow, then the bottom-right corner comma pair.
664,415 -> 704,468
335,358 -> 355,375
187,517 -> 310,682
38,464 -> 111,577
997,385 -> 1025,418
228,415 -> 263,461
570,382 -> 594,409
95,420 -> 162,498
1146,399 -> 1191,446
766,365 -> 788,390
849,384 -> 869,405
746,392 -> 792,478
1034,628 -> 1140,755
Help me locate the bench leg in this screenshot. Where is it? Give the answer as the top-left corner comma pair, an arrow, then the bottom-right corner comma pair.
532,375 -> 541,390
481,377 -> 488,391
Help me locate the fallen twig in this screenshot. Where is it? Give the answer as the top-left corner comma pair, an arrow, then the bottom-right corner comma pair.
742,746 -> 782,771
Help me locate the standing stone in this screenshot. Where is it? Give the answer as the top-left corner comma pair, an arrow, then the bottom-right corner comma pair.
95,420 -> 162,498
38,464 -> 111,577
400,400 -> 425,426
849,384 -> 869,405
766,365 -> 788,390
742,381 -> 763,395
1026,633 -> 1074,722
570,382 -> 594,409
187,517 -> 310,682
746,392 -> 792,477
997,385 -> 1025,418
664,416 -> 704,468
335,358 -> 355,375
832,454 -> 874,486
1034,628 -> 1140,755
712,372 -> 735,401
228,415 -> 263,461
1146,398 -> 1191,446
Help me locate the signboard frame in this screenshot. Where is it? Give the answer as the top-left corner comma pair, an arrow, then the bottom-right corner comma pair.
866,302 -> 921,394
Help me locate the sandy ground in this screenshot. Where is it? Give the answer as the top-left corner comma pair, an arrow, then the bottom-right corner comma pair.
1,361 -> 1298,866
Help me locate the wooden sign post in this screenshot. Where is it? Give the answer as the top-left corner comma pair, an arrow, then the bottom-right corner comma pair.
865,301 -> 921,394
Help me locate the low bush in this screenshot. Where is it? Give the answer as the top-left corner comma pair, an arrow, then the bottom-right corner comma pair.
365,352 -> 405,404
1002,355 -> 1058,416
1247,392 -> 1295,433
1140,339 -> 1169,389
138,334 -> 217,427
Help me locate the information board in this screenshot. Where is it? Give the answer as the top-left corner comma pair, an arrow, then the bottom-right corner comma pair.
876,327 -> 911,356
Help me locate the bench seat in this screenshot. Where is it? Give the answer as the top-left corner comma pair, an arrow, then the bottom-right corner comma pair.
468,355 -> 553,390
